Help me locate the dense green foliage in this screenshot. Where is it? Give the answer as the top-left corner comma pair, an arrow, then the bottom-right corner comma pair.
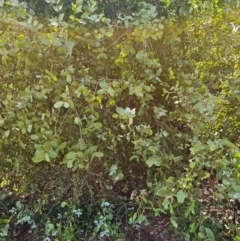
0,0 -> 240,240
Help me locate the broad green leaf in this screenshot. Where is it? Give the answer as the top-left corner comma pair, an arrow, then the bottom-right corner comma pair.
112,113 -> 119,118
146,156 -> 162,167
51,140 -> 58,149
219,139 -> 232,148
54,101 -> 64,108
107,87 -> 115,97
141,12 -> 150,19
43,142 -> 51,150
77,151 -> 84,158
61,202 -> 67,207
190,141 -> 204,155
116,107 -> 125,115
63,102 -> 69,108
93,122 -> 102,129
198,232 -> 204,238
47,150 -> 56,159
207,140 -> 218,151
97,89 -> 106,95
33,149 -> 45,163
176,190 -> 187,204
66,152 -> 77,160
53,38 -> 62,47
77,163 -> 84,169
233,185 -> 240,192
58,142 -> 67,150
205,228 -> 215,239
67,159 -> 74,168
170,217 -> 178,228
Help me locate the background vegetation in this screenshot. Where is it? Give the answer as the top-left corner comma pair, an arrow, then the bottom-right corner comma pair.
0,0 -> 240,240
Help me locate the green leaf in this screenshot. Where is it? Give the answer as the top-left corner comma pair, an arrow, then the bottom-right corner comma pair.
58,142 -> 67,150
66,152 -> 77,160
53,38 -> 62,47
190,141 -> 204,155
176,190 -> 187,204
170,217 -> 178,228
63,102 -> 69,108
77,163 -> 84,169
207,140 -> 218,151
67,159 -> 74,168
112,113 -> 119,118
32,149 -> 45,163
45,153 -> 51,162
43,142 -> 51,150
146,156 -> 162,167
77,151 -> 84,158
48,150 -> 57,159
93,122 -> 102,129
219,139 -> 232,148
99,82 -> 108,89
61,201 -> 67,208
205,228 -> 215,240
51,140 -> 58,149
198,232 -> 204,238
54,101 -> 64,108
107,87 -> 115,97
116,107 -> 125,115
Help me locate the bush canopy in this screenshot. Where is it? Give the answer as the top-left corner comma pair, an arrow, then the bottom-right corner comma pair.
0,0 -> 240,240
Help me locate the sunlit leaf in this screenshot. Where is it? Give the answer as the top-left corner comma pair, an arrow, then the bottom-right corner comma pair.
33,149 -> 45,163
66,152 -> 77,160
176,190 -> 187,204
146,156 -> 162,167
54,101 -> 64,108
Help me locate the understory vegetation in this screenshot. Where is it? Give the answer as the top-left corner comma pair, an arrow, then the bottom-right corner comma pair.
0,0 -> 240,240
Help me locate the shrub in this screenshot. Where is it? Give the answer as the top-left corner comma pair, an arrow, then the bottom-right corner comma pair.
0,1 -> 240,240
